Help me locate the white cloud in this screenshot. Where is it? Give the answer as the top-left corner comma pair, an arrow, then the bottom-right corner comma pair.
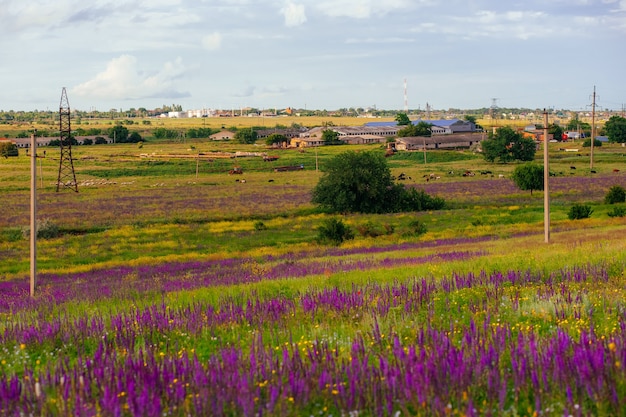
314,0 -> 414,19
281,2 -> 307,27
72,55 -> 189,100
202,32 -> 223,51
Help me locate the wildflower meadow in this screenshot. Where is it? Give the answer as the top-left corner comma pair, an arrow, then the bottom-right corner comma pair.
1,139 -> 626,416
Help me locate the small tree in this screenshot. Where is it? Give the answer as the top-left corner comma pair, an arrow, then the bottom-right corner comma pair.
605,185 -> 626,204
482,126 -> 536,163
234,128 -> 258,144
604,115 -> 626,143
316,218 -> 354,246
265,133 -> 288,146
128,132 -> 143,143
322,129 -> 341,145
397,121 -> 432,138
548,124 -> 564,142
568,204 -> 593,220
109,125 -> 129,143
312,150 -> 444,213
512,163 -> 544,195
0,142 -> 19,158
395,113 -> 411,126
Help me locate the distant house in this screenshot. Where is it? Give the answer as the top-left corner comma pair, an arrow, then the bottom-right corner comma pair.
210,130 -> 235,141
395,133 -> 484,151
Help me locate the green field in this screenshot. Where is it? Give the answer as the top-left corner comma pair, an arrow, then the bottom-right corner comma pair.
1,127 -> 626,415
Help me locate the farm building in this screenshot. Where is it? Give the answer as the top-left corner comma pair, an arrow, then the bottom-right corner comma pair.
256,128 -> 306,139
365,118 -> 478,135
290,137 -> 325,148
299,125 -> 400,140
395,133 -> 484,151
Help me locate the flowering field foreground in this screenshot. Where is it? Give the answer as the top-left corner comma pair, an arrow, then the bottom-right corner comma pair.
2,231 -> 626,416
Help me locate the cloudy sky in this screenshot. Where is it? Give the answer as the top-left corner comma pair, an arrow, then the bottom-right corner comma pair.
2,0 -> 625,112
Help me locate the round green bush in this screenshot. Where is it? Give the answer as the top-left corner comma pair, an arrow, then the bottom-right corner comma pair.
605,185 -> 626,204
568,204 -> 593,220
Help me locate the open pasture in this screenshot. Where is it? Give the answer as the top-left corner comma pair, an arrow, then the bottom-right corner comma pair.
1,137 -> 626,416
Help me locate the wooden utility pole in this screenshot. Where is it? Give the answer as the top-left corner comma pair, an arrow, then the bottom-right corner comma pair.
30,130 -> 37,297
590,86 -> 596,170
543,109 -> 550,243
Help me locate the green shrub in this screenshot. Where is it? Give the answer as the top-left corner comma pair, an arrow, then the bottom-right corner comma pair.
605,185 -> 626,204
21,218 -> 60,239
607,205 -> 626,218
254,221 -> 267,231
582,138 -> 602,147
568,204 -> 593,220
356,221 -> 380,238
0,142 -> 19,157
316,218 -> 354,246
355,221 -> 394,238
403,219 -> 427,237
0,228 -> 24,242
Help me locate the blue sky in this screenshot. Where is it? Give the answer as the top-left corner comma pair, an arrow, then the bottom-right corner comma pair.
2,0 -> 625,112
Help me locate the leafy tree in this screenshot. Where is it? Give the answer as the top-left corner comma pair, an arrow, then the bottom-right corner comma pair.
511,163 -> 544,195
49,137 -> 78,147
186,128 -> 215,139
128,132 -> 143,143
82,138 -> 93,145
322,129 -> 342,145
395,113 -> 411,126
234,128 -> 258,144
265,133 -> 288,146
94,137 -> 108,145
464,115 -> 477,124
311,150 -> 444,214
109,125 -> 129,143
0,142 -> 18,157
548,124 -> 564,142
482,126 -> 536,163
603,115 -> 626,143
152,128 -> 178,140
566,115 -> 591,135
397,121 -> 432,138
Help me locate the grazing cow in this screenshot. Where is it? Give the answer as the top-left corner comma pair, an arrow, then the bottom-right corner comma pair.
591,170 -> 596,174
570,166 -> 576,170
498,174 -> 505,178
613,169 -> 620,173
268,179 -> 275,182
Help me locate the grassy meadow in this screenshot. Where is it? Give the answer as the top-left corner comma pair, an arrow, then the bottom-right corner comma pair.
1,118 -> 626,416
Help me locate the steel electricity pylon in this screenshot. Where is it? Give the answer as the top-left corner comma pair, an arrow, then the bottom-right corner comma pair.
56,87 -> 78,192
